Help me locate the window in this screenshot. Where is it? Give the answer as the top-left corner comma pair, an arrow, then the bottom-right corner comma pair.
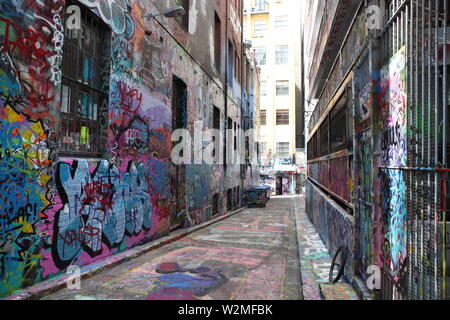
275,45 -> 288,65
212,106 -> 220,157
276,80 -> 289,96
227,39 -> 234,85
234,122 -> 237,150
176,0 -> 190,30
260,110 -> 267,125
227,189 -> 232,211
319,118 -> 329,157
212,193 -> 219,216
213,106 -> 220,130
275,15 -> 288,33
172,77 -> 188,130
255,0 -> 266,11
226,117 -> 232,164
276,142 -> 290,158
276,110 -> 289,125
254,47 -> 266,65
60,2 -> 111,155
253,20 -> 267,37
260,142 -> 267,154
260,81 -> 267,96
330,97 -> 348,153
214,12 -> 221,72
307,133 -> 319,160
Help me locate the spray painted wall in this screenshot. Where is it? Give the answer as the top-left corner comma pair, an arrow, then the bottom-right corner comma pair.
0,0 -> 250,297
353,46 -> 408,286
306,180 -> 355,282
377,46 -> 408,275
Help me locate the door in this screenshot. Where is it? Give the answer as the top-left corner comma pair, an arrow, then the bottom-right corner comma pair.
170,76 -> 187,230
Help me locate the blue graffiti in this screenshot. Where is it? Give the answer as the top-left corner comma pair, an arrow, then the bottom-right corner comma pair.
54,160 -> 152,267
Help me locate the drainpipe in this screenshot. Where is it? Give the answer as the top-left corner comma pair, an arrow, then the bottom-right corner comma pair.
224,0 -> 229,175
442,0 -> 448,299
240,4 -> 245,204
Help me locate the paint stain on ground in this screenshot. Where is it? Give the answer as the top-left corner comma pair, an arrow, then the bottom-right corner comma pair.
319,283 -> 359,300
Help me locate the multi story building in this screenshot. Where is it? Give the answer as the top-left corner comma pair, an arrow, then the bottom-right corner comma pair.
243,0 -> 304,196
0,0 -> 260,297
305,0 -> 450,300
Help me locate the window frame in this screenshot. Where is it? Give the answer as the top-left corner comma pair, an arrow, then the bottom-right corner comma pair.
59,1 -> 111,157
253,19 -> 267,37
260,110 -> 267,125
176,0 -> 190,31
276,80 -> 289,96
275,45 -> 289,65
254,46 -> 266,65
276,109 -> 290,125
275,15 -> 288,33
276,142 -> 290,158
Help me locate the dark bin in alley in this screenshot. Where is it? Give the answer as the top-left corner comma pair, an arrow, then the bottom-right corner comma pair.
246,186 -> 270,208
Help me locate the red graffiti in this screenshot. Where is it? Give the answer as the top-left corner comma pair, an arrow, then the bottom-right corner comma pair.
81,181 -> 114,212
117,82 -> 143,113
58,223 -> 101,247
0,17 -> 55,110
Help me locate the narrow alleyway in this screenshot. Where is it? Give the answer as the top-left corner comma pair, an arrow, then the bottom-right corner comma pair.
40,197 -> 302,300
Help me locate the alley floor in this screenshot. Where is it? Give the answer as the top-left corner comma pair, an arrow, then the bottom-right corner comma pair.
41,197 -> 302,300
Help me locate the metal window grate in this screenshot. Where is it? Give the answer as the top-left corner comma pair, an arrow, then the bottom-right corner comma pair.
379,0 -> 448,300
59,1 -> 110,156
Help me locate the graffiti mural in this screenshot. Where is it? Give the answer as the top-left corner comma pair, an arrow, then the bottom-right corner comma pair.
306,181 -> 355,282
0,101 -> 52,295
329,157 -> 350,202
377,46 -> 408,273
78,0 -> 135,38
51,160 -> 153,268
148,262 -> 227,300
0,0 -> 247,298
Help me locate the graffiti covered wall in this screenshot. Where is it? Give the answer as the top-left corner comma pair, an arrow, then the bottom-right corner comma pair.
306,180 -> 355,282
377,46 -> 408,275
353,46 -> 408,287
0,0 -> 248,297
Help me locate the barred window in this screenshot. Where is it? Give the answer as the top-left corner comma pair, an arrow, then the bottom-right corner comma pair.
59,2 -> 111,156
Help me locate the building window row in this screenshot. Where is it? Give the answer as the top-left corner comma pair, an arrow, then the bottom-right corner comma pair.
248,15 -> 288,37
307,94 -> 349,160
253,46 -> 289,65
259,80 -> 289,97
259,110 -> 290,126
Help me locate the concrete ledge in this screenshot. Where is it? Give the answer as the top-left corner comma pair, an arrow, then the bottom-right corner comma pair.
4,207 -> 246,300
